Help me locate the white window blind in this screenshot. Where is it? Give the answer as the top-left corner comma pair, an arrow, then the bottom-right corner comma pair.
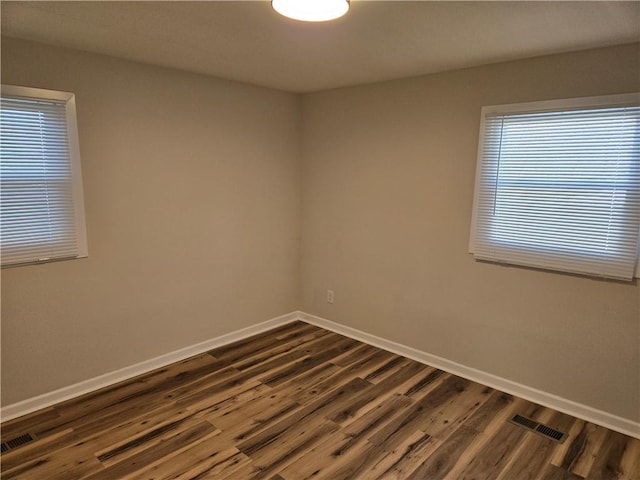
1,85 -> 87,267
470,94 -> 640,281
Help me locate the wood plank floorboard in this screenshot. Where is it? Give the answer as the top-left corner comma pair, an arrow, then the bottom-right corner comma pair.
1,321 -> 638,479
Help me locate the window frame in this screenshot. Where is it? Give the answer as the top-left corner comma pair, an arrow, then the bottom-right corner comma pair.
1,84 -> 88,267
469,92 -> 640,279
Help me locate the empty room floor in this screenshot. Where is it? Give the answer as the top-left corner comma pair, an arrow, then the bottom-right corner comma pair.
1,321 -> 638,479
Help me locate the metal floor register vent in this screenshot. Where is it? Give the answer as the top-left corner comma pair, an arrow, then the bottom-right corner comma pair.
508,414 -> 568,443
1,433 -> 36,452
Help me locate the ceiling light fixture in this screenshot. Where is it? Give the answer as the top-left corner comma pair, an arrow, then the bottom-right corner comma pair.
272,0 -> 350,22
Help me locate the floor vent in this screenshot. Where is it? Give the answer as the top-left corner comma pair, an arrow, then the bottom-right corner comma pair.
508,414 -> 567,443
1,433 -> 36,452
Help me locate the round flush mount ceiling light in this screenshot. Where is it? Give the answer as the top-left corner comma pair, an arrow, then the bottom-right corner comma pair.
272,0 -> 350,22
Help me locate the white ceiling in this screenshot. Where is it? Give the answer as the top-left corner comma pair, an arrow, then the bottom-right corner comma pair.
1,1 -> 639,93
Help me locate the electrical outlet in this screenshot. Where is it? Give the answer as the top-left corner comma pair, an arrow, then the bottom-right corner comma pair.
327,289 -> 335,304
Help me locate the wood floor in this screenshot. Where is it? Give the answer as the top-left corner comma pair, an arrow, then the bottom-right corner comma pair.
1,321 -> 638,480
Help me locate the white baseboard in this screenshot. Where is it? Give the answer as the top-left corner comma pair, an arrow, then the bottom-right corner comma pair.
298,311 -> 640,439
1,311 -> 299,422
4,309 -> 638,440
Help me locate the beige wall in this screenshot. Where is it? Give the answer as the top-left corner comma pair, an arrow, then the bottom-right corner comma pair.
300,43 -> 640,421
2,37 -> 639,424
1,37 -> 301,405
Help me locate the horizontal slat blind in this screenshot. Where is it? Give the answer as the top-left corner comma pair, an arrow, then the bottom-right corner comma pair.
473,103 -> 640,280
1,94 -> 80,266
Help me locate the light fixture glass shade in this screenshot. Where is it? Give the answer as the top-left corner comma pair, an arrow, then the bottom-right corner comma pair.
272,0 -> 349,22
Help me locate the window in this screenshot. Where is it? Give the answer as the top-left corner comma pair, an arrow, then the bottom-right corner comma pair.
1,85 -> 87,267
470,93 -> 640,281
